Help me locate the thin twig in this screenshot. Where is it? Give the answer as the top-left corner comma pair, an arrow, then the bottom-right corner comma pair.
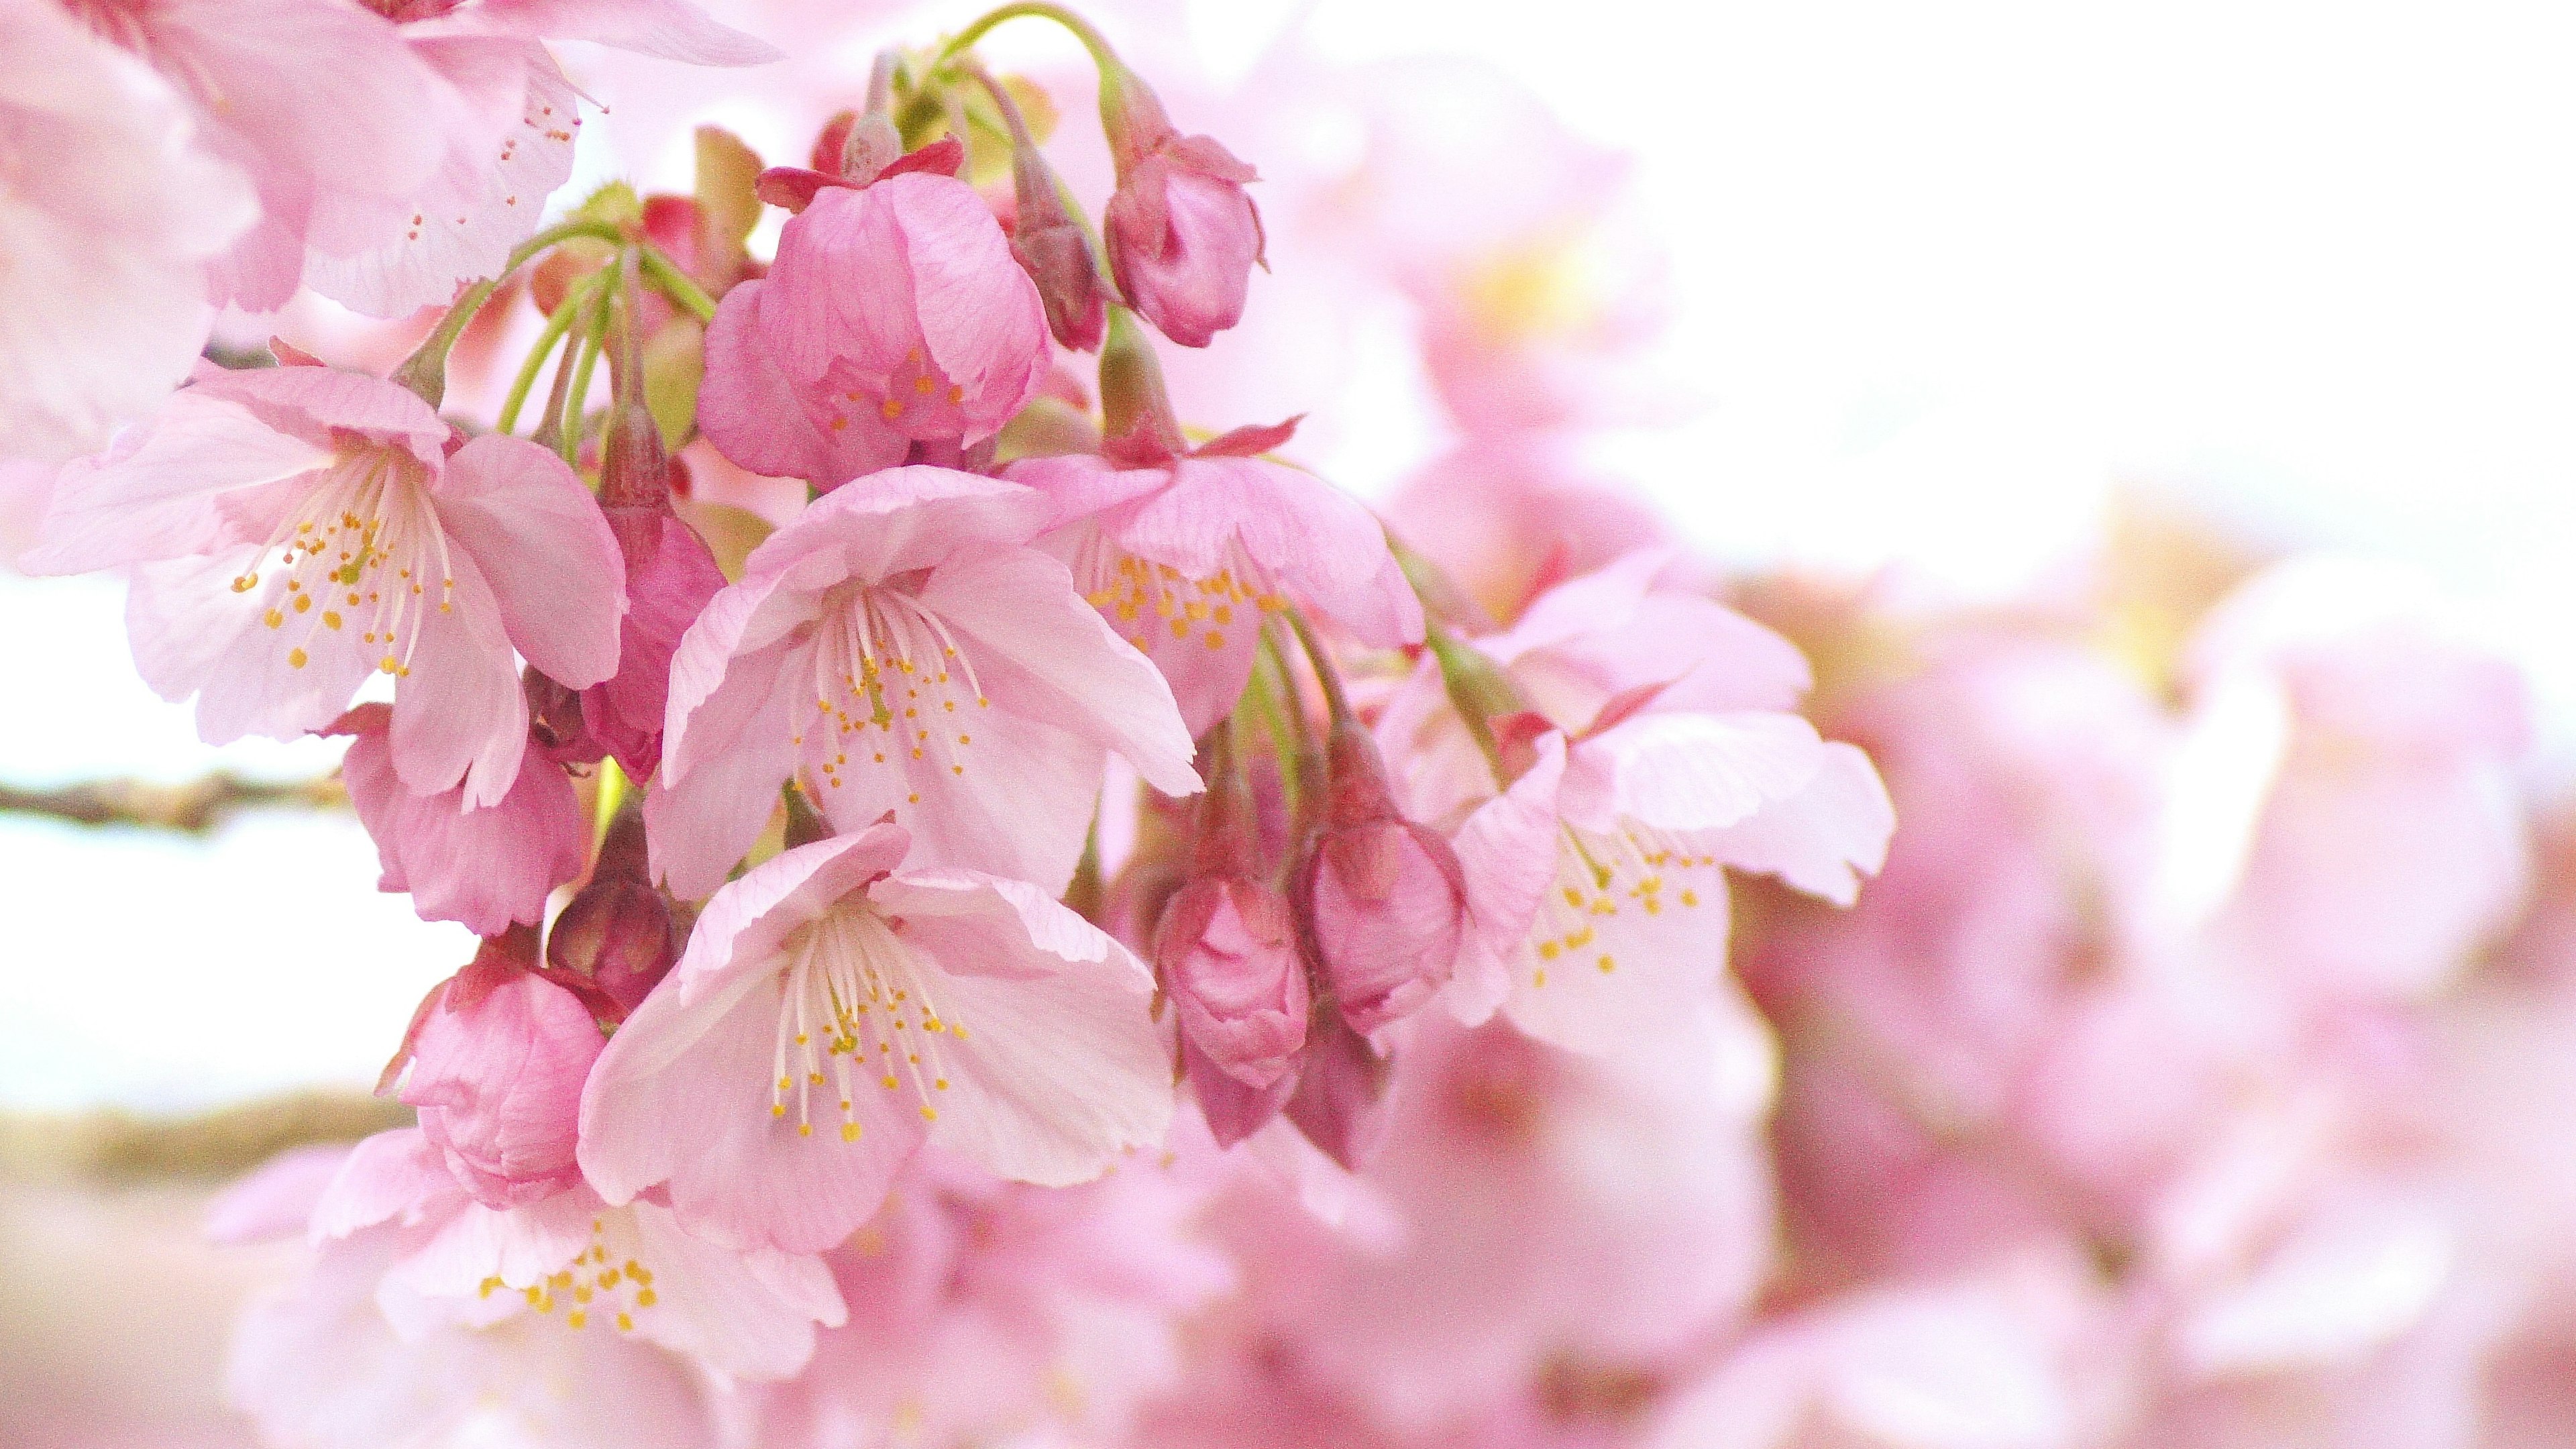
0,773 -> 343,834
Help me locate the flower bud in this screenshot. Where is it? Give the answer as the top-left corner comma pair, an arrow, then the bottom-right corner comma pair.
1185,1033 -> 1296,1149
1295,718 -> 1468,1034
546,808 -> 678,1014
1158,876 -> 1307,1087
395,928 -> 606,1208
1099,64 -> 1263,348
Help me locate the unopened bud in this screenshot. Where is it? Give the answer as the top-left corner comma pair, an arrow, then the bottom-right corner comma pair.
388,926 -> 608,1208
1295,718 -> 1467,1035
549,808 -> 679,1015
1099,62 -> 1263,349
1158,876 -> 1307,1087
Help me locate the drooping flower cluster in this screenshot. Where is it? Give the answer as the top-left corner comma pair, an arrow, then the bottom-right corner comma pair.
13,7 -> 2565,1449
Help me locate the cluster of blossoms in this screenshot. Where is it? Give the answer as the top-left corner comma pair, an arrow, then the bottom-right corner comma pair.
9,3 -> 2571,1448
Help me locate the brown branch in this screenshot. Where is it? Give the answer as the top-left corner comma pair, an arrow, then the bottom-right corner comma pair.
0,772 -> 344,834
0,1091 -> 409,1185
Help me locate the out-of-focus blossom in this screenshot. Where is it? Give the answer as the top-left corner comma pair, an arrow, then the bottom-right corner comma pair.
1101,62 -> 1265,349
333,700 -> 587,934
1379,551 -> 1892,1055
745,1148 -> 1231,1448
30,363 -> 625,806
1383,438 -> 1672,625
698,173 -> 1048,486
647,465 -> 1195,898
1010,439 -> 1422,731
69,0 -> 453,312
224,1128 -> 841,1449
1210,1014 -> 1776,1437
2168,557 -> 2533,1002
0,0 -> 254,464
580,823 -> 1173,1254
1641,1252 -> 2116,1449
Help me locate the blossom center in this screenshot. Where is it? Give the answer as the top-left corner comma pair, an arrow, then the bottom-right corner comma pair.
231,449 -> 452,674
481,1211 -> 661,1336
796,584 -> 991,796
1526,822 -> 1721,989
770,904 -> 964,1140
1071,531 -> 1285,657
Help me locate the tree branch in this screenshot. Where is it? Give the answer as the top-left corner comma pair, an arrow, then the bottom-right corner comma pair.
0,772 -> 343,834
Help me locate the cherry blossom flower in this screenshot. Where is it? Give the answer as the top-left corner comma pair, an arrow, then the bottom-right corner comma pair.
644,465 -> 1197,899
1375,551 -> 1892,1055
698,173 -> 1049,487
66,0 -> 455,312
29,363 -> 625,806
579,823 -> 1175,1254
305,0 -> 780,317
1008,441 -> 1423,732
742,1148 -> 1232,1449
0,0 -> 254,463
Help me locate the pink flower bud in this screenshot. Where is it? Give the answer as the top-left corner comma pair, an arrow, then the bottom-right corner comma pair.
546,810 -> 679,1014
1157,877 -> 1308,1087
396,932 -> 607,1208
1101,70 -> 1263,348
1296,720 -> 1468,1034
1185,1034 -> 1296,1148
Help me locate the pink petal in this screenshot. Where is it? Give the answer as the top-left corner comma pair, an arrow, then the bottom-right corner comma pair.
311,1127 -> 464,1242
432,431 -> 626,689
344,718 -> 586,934
871,871 -> 1173,1185
389,545 -> 529,806
1559,711 -> 1833,839
1446,731 -> 1570,1025
1702,741 -> 1894,906
699,278 -> 907,485
28,389 -> 329,574
1129,456 -> 1422,648
917,544 -> 1200,796
445,0 -> 784,65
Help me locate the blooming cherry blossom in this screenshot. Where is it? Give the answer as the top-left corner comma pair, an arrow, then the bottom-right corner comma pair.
30,363 -> 624,805
1009,442 -> 1424,732
1376,551 -> 1893,1055
645,465 -> 1197,898
580,823 -> 1175,1254
698,172 -> 1049,486
333,702 -> 587,934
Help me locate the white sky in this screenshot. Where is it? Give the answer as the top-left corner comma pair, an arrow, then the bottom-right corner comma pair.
5,0 -> 2573,1111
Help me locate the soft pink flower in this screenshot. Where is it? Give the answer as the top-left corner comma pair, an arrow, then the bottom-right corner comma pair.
1381,438 -> 1672,624
1104,142 -> 1264,350
644,465 -> 1197,899
0,0 -> 254,463
1008,445 -> 1424,732
222,1126 -> 842,1448
579,823 -> 1175,1254
333,700 -> 586,934
1376,552 -> 1892,1055
302,0 -> 777,317
743,1148 -> 1232,1449
698,173 -> 1048,486
1297,718 -> 1467,1036
1214,1015 -> 1776,1435
70,0 -> 456,312
30,364 -> 624,806
1642,1252 -> 2115,1449
396,955 -> 604,1208
2170,558 -> 2534,1002
1160,876 -> 1308,1090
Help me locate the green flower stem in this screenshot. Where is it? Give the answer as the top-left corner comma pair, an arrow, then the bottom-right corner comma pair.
560,286 -> 612,465
392,218 -> 625,407
496,268 -> 610,435
637,245 -> 715,324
